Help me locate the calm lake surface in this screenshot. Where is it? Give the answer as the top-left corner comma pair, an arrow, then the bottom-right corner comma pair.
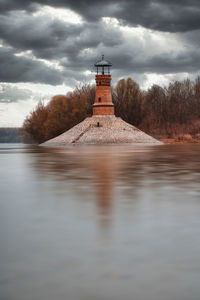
1,143 -> 200,300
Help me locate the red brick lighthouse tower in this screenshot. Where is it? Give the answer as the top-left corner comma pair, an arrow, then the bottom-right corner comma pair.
93,55 -> 114,116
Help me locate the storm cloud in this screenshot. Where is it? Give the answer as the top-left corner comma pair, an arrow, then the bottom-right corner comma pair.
1,0 -> 200,32
0,0 -> 200,126
0,47 -> 63,84
0,1 -> 199,84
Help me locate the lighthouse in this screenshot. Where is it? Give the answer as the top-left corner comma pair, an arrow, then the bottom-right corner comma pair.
41,56 -> 162,145
93,55 -> 114,116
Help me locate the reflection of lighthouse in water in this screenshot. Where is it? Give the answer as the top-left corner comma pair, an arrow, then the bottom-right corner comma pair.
92,151 -> 117,226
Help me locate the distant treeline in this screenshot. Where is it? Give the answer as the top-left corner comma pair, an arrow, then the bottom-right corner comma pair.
22,77 -> 200,143
0,128 -> 24,143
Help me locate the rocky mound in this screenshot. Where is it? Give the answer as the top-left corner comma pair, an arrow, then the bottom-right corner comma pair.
41,116 -> 162,146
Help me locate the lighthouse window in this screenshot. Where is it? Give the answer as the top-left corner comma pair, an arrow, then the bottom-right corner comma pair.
98,97 -> 101,102
99,81 -> 101,85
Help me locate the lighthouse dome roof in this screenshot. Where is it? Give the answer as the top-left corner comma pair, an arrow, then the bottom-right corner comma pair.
95,55 -> 112,67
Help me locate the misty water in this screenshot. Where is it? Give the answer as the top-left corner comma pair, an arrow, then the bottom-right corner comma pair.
1,143 -> 200,300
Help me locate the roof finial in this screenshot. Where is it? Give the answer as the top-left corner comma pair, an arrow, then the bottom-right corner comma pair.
102,54 -> 104,60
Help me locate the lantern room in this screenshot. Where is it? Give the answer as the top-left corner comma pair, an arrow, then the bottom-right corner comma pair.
94,55 -> 112,75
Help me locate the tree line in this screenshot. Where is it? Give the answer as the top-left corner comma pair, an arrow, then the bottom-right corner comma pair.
22,77 -> 200,143
0,128 -> 24,143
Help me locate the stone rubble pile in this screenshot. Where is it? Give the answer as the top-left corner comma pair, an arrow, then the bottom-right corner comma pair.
41,116 -> 162,146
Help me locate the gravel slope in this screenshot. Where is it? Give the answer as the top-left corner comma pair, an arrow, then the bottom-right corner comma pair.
41,116 -> 162,146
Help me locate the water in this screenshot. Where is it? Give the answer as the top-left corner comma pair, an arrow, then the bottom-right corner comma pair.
1,143 -> 200,300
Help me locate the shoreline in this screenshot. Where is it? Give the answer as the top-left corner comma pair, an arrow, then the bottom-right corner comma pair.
159,138 -> 200,144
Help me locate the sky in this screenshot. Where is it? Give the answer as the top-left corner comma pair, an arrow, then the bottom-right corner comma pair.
0,0 -> 200,127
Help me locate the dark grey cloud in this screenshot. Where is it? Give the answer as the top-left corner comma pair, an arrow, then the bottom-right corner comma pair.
0,47 -> 63,84
0,10 -> 82,54
0,10 -> 122,60
132,52 -> 200,74
1,0 -> 200,32
0,8 -> 123,85
64,0 -> 200,32
115,0 -> 200,33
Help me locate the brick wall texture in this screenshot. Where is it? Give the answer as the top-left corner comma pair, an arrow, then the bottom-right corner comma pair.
93,74 -> 114,115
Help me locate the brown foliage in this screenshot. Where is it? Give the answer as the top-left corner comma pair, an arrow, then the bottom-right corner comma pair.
113,78 -> 143,126
22,85 -> 94,143
23,101 -> 48,143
